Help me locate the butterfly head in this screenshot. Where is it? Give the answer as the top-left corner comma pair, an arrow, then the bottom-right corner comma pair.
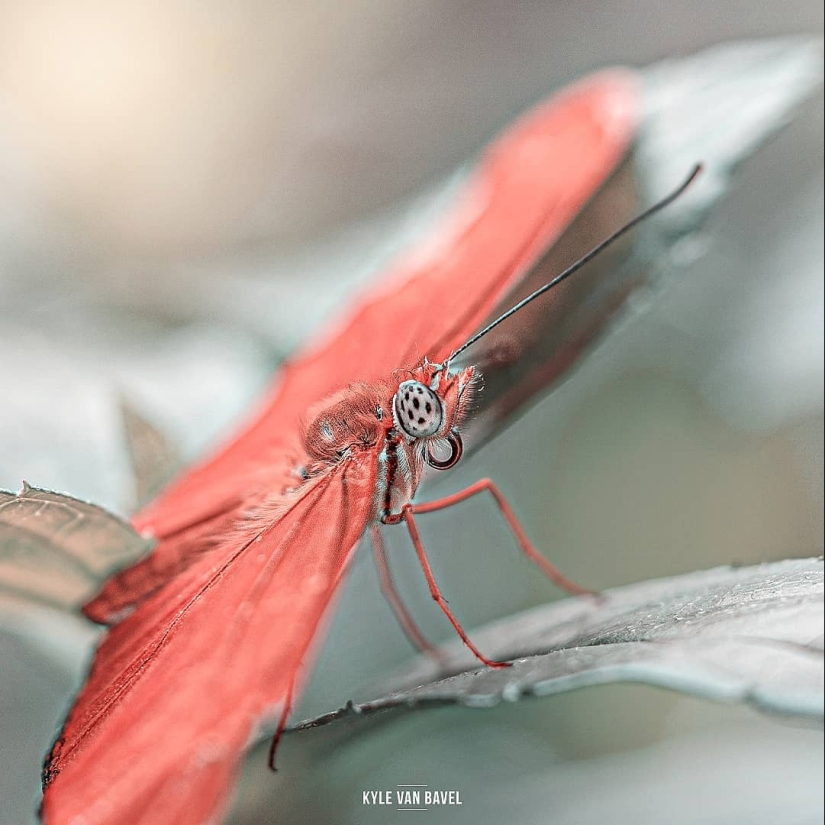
391,361 -> 477,471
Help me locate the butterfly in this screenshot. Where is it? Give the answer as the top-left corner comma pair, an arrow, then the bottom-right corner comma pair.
40,69 -> 682,824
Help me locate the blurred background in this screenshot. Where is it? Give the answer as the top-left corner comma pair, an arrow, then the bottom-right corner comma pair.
0,2 -> 822,824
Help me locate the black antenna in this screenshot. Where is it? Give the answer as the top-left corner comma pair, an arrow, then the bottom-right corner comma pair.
449,163 -> 703,363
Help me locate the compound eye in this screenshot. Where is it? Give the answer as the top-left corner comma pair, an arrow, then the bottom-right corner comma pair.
393,380 -> 443,439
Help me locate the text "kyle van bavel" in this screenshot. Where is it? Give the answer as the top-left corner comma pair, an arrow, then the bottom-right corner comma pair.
363,789 -> 463,806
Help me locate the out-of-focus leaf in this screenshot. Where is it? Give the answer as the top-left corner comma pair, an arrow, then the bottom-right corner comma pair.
0,322 -> 272,513
0,484 -> 149,613
120,398 -> 182,510
466,37 -> 824,442
639,37 -> 824,234
293,559 -> 823,734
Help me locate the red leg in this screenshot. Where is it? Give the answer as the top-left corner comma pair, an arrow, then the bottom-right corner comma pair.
411,478 -> 597,598
370,526 -> 447,663
392,505 -> 510,669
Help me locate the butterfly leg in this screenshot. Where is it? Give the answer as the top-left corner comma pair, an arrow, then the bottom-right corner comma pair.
371,526 -> 448,664
385,506 -> 511,669
412,478 -> 598,598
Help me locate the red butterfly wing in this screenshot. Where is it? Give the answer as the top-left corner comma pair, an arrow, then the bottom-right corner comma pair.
43,70 -> 640,824
42,457 -> 376,824
130,70 -> 638,543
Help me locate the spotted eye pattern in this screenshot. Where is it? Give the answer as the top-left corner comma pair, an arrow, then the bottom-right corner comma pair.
393,380 -> 443,439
